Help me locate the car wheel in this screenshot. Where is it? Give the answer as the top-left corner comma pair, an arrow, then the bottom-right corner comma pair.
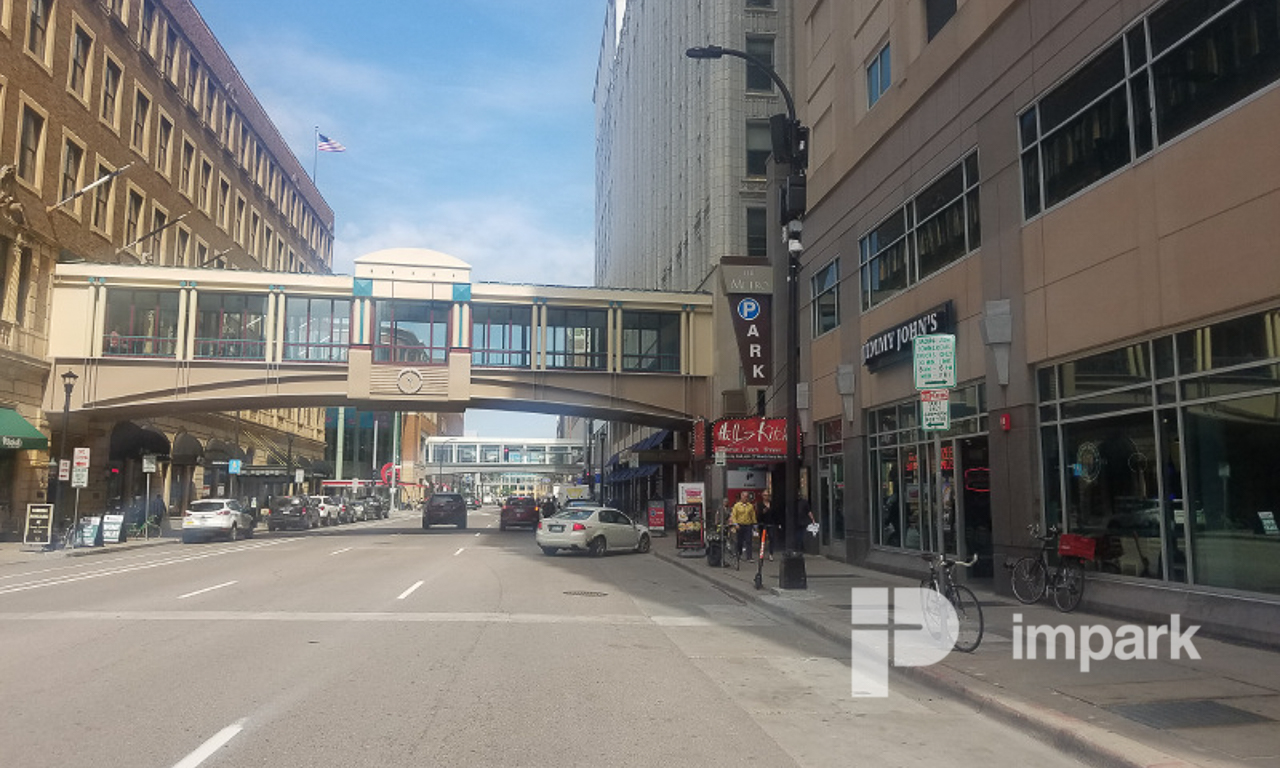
181,533 -> 195,544
457,516 -> 467,530
244,525 -> 255,539
636,534 -> 650,553
228,525 -> 239,542
499,522 -> 507,531
540,546 -> 557,556
267,524 -> 276,533
589,536 -> 607,557
422,521 -> 430,529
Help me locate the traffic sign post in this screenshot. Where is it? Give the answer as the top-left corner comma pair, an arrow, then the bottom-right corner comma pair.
913,334 -> 956,390
920,390 -> 951,431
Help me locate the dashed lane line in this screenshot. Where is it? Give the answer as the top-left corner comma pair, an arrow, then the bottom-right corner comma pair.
178,581 -> 238,600
172,718 -> 246,768
397,580 -> 424,600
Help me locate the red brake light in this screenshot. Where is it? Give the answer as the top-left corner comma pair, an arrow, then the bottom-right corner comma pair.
537,520 -> 543,530
217,509 -> 231,516
572,523 -> 586,531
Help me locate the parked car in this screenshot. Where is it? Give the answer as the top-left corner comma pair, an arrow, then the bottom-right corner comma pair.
463,494 -> 481,510
309,495 -> 342,526
358,495 -> 387,519
334,497 -> 355,524
267,494 -> 318,531
422,493 -> 468,529
182,498 -> 256,543
535,506 -> 651,556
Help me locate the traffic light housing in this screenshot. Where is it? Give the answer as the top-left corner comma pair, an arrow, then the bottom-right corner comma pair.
780,172 -> 807,225
769,115 -> 809,169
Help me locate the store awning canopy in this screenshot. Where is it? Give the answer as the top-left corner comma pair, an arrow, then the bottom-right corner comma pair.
0,408 -> 48,450
109,421 -> 170,460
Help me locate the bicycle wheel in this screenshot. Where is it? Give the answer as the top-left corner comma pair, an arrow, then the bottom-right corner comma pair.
919,577 -> 948,641
1052,558 -> 1086,612
948,585 -> 984,652
1010,557 -> 1047,604
723,528 -> 740,570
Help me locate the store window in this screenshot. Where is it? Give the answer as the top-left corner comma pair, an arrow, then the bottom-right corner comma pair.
817,420 -> 845,543
1038,307 -> 1280,595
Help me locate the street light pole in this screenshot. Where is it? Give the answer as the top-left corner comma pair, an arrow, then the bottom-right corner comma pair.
56,370 -> 78,529
687,44 -> 809,589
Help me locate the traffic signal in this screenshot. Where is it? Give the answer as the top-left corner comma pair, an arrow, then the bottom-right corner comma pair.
769,115 -> 809,169
780,172 -> 807,225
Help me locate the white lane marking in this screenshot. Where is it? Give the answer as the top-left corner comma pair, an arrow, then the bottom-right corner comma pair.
329,547 -> 353,556
453,547 -> 465,557
171,718 -> 246,768
0,539 -> 288,597
397,580 -> 424,600
178,581 -> 238,600
474,532 -> 481,537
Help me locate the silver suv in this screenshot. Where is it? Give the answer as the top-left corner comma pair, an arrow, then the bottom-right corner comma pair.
182,498 -> 256,543
309,495 -> 342,526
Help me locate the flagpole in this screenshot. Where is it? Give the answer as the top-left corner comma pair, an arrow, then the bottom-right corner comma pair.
313,126 -> 319,184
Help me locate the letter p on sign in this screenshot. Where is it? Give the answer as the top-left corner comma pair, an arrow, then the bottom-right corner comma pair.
850,588 -> 958,697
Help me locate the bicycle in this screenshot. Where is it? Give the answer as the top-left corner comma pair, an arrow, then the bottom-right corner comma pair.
919,552 -> 984,652
1009,524 -> 1090,612
720,522 -> 742,570
127,515 -> 162,540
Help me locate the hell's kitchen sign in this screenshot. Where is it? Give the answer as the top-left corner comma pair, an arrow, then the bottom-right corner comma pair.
712,417 -> 801,460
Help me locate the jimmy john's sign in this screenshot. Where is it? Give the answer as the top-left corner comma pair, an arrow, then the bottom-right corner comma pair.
721,259 -> 775,386
862,301 -> 954,372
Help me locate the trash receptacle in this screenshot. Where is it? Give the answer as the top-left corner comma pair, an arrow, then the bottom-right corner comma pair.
706,538 -> 722,567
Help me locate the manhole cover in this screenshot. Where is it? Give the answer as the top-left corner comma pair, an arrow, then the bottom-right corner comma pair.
1108,700 -> 1273,730
563,590 -> 608,597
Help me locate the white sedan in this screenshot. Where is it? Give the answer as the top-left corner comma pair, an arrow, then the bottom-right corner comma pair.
182,498 -> 256,543
535,506 -> 651,556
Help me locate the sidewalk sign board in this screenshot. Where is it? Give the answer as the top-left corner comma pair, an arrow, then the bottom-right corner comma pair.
647,499 -> 666,533
76,516 -> 102,547
913,334 -> 956,390
678,483 -> 705,506
676,503 -> 705,549
102,514 -> 125,544
23,503 -> 53,546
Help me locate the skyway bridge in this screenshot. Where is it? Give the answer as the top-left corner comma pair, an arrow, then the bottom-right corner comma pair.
45,248 -> 714,427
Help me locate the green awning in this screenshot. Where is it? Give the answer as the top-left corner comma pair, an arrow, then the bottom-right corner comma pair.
0,408 -> 48,451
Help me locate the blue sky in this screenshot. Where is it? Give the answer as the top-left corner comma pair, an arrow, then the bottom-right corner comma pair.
198,2 -> 605,438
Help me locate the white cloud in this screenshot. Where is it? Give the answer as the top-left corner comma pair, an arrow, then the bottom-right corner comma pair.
334,199 -> 593,285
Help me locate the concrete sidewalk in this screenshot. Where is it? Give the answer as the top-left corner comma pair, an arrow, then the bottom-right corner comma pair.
0,529 -> 179,567
650,533 -> 1280,768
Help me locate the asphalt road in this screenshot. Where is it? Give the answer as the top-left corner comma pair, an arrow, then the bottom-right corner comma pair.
0,507 -> 1086,768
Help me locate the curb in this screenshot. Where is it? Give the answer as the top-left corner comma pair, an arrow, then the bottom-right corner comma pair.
653,548 -> 1200,768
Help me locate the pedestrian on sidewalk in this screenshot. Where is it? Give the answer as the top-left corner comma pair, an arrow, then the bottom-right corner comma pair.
758,490 -> 779,561
731,491 -> 757,561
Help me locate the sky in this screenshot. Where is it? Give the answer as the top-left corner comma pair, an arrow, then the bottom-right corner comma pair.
196,1 -> 607,439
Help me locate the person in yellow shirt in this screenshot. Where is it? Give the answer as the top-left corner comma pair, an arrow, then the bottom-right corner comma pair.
730,491 -> 758,561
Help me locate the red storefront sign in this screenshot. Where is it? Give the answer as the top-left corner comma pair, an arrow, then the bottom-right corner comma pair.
711,417 -> 800,460
691,418 -> 708,460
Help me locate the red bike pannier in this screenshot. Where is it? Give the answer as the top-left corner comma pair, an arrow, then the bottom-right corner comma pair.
1058,533 -> 1096,561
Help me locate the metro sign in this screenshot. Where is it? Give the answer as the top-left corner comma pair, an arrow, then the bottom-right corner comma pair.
729,295 -> 773,386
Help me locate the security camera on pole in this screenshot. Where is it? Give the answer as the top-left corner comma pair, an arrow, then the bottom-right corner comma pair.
687,45 -> 810,589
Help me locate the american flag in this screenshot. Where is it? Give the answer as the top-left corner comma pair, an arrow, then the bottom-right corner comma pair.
317,133 -> 346,152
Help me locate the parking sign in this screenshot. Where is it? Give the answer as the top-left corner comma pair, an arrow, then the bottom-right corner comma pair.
913,335 -> 956,390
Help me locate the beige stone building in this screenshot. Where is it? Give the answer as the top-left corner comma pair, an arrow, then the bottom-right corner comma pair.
795,0 -> 1280,641
0,0 -> 334,534
592,0 -> 795,510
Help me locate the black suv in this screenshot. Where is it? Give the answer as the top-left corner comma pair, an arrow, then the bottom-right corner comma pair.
267,495 -> 318,531
422,493 -> 467,529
